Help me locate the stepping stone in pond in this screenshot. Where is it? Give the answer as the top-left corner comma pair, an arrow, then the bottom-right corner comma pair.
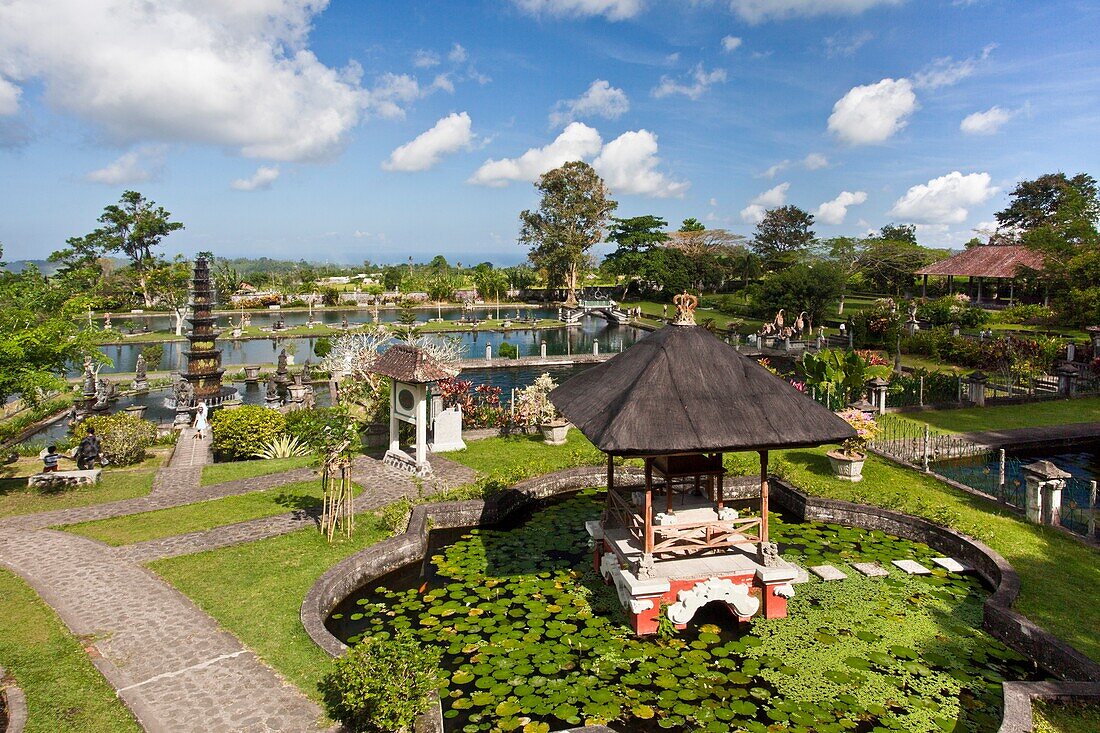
891,559 -> 931,575
851,562 -> 889,577
931,557 -> 972,573
809,565 -> 847,581
792,564 -> 810,584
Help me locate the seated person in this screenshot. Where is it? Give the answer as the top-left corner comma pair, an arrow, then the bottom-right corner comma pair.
42,445 -> 61,473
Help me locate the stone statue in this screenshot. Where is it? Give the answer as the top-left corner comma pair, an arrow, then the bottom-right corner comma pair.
277,349 -> 288,374
174,378 -> 194,407
82,360 -> 97,397
265,375 -> 280,403
135,354 -> 147,382
300,361 -> 312,383
758,542 -> 781,568
103,313 -> 112,330
908,300 -> 919,322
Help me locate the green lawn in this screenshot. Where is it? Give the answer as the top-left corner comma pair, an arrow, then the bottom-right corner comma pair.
149,517 -> 390,702
894,397 -> 1100,434
0,567 -> 140,733
1033,701 -> 1100,733
200,456 -> 315,486
62,479 -> 352,546
447,429 -> 605,479
764,447 -> 1100,662
0,464 -> 156,519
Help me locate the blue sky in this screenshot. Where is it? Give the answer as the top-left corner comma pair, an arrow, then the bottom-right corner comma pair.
1,0 -> 1098,265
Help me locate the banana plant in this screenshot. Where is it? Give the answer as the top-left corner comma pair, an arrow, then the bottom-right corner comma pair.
800,348 -> 892,405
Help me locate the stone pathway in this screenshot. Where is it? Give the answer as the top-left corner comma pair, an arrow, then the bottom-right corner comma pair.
0,528 -> 327,732
167,428 -> 213,468
0,449 -> 478,731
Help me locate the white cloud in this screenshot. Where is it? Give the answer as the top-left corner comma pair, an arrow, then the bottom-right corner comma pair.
815,190 -> 867,225
0,0 -> 381,162
468,122 -> 603,187
709,197 -> 718,207
511,0 -> 642,20
469,123 -> 687,197
0,75 -> 20,116
448,43 -> 469,63
824,30 -> 873,58
652,63 -> 727,100
413,50 -> 440,68
366,73 -> 424,120
803,152 -> 829,169
383,112 -> 475,172
231,165 -> 280,191
593,129 -> 688,198
761,160 -> 791,179
729,0 -> 902,24
549,80 -> 629,128
888,171 -> 998,224
740,182 -> 789,223
827,78 -> 917,145
84,145 -> 166,184
912,44 -> 995,90
960,105 -> 1015,135
721,36 -> 743,52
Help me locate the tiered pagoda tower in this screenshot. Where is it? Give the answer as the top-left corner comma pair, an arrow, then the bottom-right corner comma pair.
181,256 -> 224,401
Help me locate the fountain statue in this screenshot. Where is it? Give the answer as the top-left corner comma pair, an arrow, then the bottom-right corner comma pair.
132,354 -> 149,392
275,349 -> 290,385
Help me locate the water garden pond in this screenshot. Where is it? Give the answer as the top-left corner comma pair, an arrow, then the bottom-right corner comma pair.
89,319 -> 642,375
328,491 -> 1038,733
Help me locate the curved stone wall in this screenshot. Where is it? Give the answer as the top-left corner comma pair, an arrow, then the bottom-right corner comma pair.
0,665 -> 28,733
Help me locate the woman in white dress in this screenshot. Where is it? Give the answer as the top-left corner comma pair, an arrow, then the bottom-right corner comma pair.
193,400 -> 209,440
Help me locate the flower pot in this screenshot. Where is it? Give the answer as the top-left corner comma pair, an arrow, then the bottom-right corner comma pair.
540,422 -> 569,445
826,450 -> 865,482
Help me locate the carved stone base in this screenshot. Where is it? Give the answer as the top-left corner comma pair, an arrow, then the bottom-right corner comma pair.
383,449 -> 433,477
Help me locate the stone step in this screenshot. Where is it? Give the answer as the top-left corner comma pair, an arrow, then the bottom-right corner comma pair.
931,557 -> 972,573
891,559 -> 932,575
851,562 -> 889,577
809,564 -> 847,581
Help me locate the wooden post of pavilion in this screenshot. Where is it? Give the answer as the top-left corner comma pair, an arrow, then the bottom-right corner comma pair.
759,450 -> 769,544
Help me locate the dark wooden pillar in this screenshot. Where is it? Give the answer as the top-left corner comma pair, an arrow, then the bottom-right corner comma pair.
948,275 -> 954,294
921,274 -> 927,298
644,457 -> 654,554
759,450 -> 769,544
976,277 -> 983,304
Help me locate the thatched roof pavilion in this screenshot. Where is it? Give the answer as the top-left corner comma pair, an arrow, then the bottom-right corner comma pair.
550,294 -> 854,633
913,245 -> 1044,301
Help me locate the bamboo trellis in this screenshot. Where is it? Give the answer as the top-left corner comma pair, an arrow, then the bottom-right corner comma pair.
320,438 -> 355,540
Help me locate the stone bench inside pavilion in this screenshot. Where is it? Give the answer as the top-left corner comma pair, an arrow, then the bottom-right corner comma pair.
27,469 -> 102,489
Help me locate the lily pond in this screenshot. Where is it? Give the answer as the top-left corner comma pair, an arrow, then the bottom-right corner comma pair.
328,491 -> 1039,733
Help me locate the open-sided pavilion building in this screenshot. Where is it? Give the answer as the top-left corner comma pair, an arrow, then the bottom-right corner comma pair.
914,244 -> 1044,304
550,294 -> 855,634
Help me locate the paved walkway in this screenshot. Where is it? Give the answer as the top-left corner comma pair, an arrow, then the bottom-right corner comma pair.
0,528 -> 327,732
168,428 -> 213,468
0,449 -> 477,731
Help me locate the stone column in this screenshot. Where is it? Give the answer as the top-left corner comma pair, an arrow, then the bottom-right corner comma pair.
1056,363 -> 1079,397
867,377 -> 890,414
966,371 -> 988,407
1087,326 -> 1100,357
1022,460 -> 1070,526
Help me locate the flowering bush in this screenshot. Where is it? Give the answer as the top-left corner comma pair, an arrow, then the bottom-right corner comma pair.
513,373 -> 560,427
916,295 -> 990,328
72,413 -> 157,466
835,408 -> 879,457
854,349 -> 890,367
436,378 -> 505,429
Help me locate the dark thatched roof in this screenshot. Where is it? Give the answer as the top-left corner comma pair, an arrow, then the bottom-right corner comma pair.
550,325 -> 856,457
372,343 -> 453,383
915,245 -> 1044,278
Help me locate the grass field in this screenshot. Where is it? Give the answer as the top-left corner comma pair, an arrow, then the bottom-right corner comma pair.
200,455 -> 314,486
149,517 -> 390,702
0,567 -> 140,733
893,397 -> 1100,434
0,461 -> 159,519
1033,700 -> 1100,733
62,479 -> 352,545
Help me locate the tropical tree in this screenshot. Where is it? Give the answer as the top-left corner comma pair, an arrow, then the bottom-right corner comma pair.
75,191 -> 185,308
0,255 -> 96,404
751,205 -> 815,271
754,262 -> 844,334
678,217 -> 705,232
472,265 -> 508,303
519,161 -> 617,307
146,255 -> 192,335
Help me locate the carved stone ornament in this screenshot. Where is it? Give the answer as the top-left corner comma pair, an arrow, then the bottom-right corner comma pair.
667,578 -> 760,625
759,541 -> 781,567
671,291 -> 698,326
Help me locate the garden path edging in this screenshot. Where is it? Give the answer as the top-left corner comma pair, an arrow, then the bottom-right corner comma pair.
0,664 -> 29,733
302,466 -> 1100,733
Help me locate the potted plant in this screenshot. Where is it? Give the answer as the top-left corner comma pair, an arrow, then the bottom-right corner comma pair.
514,373 -> 569,444
827,408 -> 879,482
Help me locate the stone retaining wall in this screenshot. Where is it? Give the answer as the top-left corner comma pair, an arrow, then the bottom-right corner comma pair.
0,665 -> 27,733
